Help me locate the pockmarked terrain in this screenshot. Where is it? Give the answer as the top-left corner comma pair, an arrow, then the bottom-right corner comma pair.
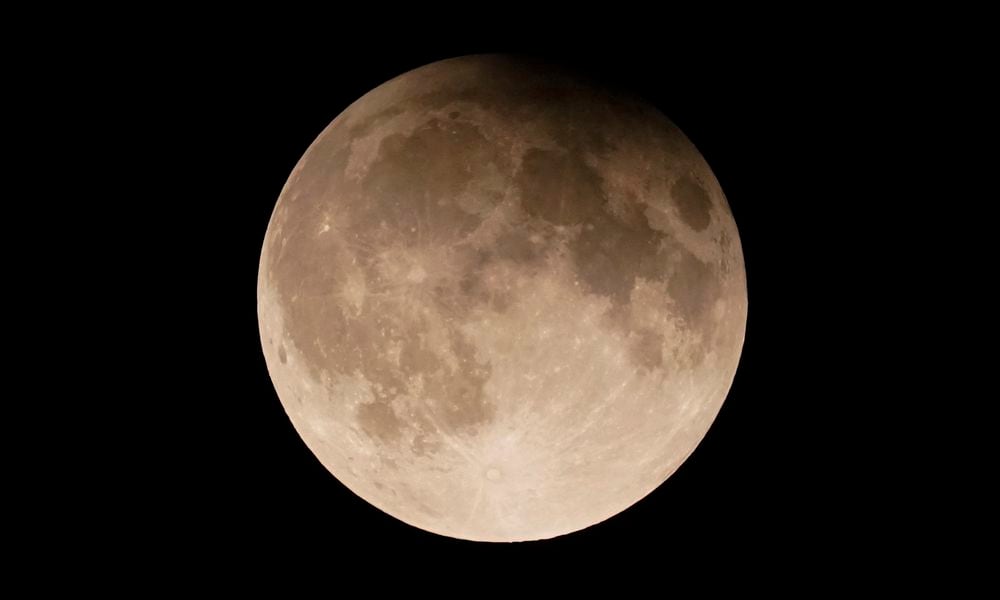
258,55 -> 747,542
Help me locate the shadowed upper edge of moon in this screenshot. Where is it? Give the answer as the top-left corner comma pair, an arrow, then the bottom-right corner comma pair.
257,55 -> 747,541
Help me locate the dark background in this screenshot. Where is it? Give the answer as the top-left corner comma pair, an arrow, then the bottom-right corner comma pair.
4,9 -> 983,585
108,26 -> 911,573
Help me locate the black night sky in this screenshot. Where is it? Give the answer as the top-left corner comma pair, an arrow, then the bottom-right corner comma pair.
103,24 -> 921,576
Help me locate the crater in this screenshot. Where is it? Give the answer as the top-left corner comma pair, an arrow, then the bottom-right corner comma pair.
278,345 -> 287,364
672,175 -> 713,231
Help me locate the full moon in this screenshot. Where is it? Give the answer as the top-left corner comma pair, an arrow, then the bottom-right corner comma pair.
258,55 -> 746,542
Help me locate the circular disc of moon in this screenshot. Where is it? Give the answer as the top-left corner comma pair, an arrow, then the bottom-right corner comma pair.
258,55 -> 747,542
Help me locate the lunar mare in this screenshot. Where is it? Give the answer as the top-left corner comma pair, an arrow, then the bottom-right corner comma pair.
258,55 -> 747,542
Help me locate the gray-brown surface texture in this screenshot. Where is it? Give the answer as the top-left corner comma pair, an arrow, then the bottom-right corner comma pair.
258,55 -> 747,541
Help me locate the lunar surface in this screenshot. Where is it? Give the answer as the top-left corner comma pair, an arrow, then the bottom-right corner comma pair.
258,55 -> 746,542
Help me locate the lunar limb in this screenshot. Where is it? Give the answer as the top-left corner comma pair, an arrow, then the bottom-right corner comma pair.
258,55 -> 747,542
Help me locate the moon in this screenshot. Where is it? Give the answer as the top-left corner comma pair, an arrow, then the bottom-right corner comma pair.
257,55 -> 747,542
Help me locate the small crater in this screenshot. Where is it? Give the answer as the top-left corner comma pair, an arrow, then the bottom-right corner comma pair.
448,111 -> 460,119
278,345 -> 287,364
486,467 -> 501,481
672,175 -> 712,231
